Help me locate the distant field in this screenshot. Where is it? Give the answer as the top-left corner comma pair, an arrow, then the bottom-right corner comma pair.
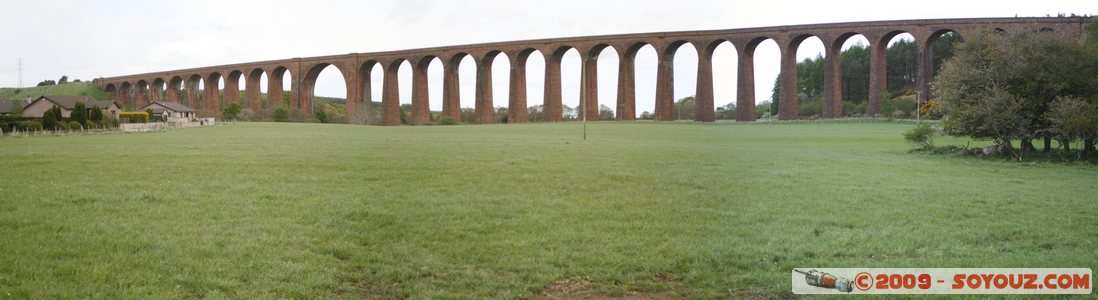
0,82 -> 111,101
0,122 -> 1095,298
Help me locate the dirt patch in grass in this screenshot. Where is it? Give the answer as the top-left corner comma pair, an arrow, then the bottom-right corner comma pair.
535,278 -> 682,300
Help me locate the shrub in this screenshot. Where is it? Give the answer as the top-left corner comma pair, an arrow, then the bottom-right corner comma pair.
68,121 -> 83,130
43,110 -> 58,130
273,107 -> 289,122
437,115 -> 457,125
72,102 -> 88,126
119,112 -> 149,123
222,103 -> 242,121
903,123 -> 936,150
25,121 -> 43,131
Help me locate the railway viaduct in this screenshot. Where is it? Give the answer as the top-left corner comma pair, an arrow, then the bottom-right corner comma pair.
94,17 -> 1091,125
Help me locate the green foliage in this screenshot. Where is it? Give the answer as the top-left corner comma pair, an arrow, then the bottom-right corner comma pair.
67,121 -> 83,130
71,102 -> 88,126
58,75 -> 69,85
0,82 -> 112,101
222,103 -> 242,121
903,123 -> 936,150
491,106 -> 506,123
7,100 -> 23,117
527,105 -> 546,122
1045,95 -> 1098,159
22,120 -> 42,131
1,122 -> 1097,298
597,104 -> 614,121
460,107 -> 475,123
797,99 -> 822,117
90,106 -> 103,122
715,102 -> 736,120
934,30 -> 1098,161
436,115 -> 457,125
273,107 -> 289,122
314,110 -> 328,123
639,111 -> 653,120
770,34 -> 959,115
119,112 -> 149,123
42,106 -> 63,130
674,96 -> 695,120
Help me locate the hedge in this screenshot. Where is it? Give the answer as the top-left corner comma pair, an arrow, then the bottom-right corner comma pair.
119,112 -> 149,123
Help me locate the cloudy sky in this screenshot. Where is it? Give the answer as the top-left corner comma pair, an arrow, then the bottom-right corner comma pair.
0,0 -> 1093,115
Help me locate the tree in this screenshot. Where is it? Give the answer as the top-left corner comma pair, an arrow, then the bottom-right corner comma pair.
934,29 -> 1098,161
58,75 -> 69,85
1045,96 -> 1098,159
460,107 -> 475,123
42,106 -> 62,130
36,80 -> 56,87
597,104 -> 614,121
674,96 -> 696,120
222,103 -> 242,121
715,102 -> 736,120
639,111 -> 653,120
8,100 -> 23,117
273,107 -> 289,122
528,105 -> 545,122
71,102 -> 88,126
562,105 -> 576,121
315,109 -> 329,123
90,106 -> 104,124
495,106 -> 509,123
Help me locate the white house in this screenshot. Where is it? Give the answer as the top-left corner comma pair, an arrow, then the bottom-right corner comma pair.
140,101 -> 196,122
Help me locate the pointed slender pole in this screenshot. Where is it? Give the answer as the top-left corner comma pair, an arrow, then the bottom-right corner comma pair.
581,56 -> 587,140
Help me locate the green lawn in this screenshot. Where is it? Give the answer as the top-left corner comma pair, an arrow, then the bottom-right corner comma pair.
0,122 -> 1095,298
0,82 -> 112,102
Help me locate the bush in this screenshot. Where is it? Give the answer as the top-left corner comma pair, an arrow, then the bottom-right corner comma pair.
798,100 -> 822,118
222,103 -> 242,121
903,123 -> 936,150
68,121 -> 83,130
119,112 -> 149,123
25,121 -> 43,131
437,115 -> 457,125
273,107 -> 289,122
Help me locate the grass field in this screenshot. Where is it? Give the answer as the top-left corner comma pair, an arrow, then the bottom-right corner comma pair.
0,82 -> 112,102
1,121 -> 1095,298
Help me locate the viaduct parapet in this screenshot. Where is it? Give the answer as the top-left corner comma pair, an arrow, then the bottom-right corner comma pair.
94,17 -> 1092,125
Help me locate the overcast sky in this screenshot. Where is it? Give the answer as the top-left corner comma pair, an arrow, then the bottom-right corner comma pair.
0,0 -> 1094,115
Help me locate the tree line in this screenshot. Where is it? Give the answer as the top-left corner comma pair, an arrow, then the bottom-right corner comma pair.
931,20 -> 1098,162
769,33 -> 960,117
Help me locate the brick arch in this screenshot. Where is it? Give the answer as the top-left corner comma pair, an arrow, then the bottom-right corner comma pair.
244,68 -> 265,111
302,63 -> 343,115
204,72 -> 224,112
225,70 -> 244,106
185,74 -> 203,109
150,78 -> 167,105
167,76 -> 184,104
119,82 -> 134,108
651,40 -> 697,121
693,38 -> 738,122
541,45 -> 580,122
406,55 -> 443,125
504,48 -> 541,123
89,17 -> 1091,125
575,43 -> 618,121
269,67 -> 292,108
